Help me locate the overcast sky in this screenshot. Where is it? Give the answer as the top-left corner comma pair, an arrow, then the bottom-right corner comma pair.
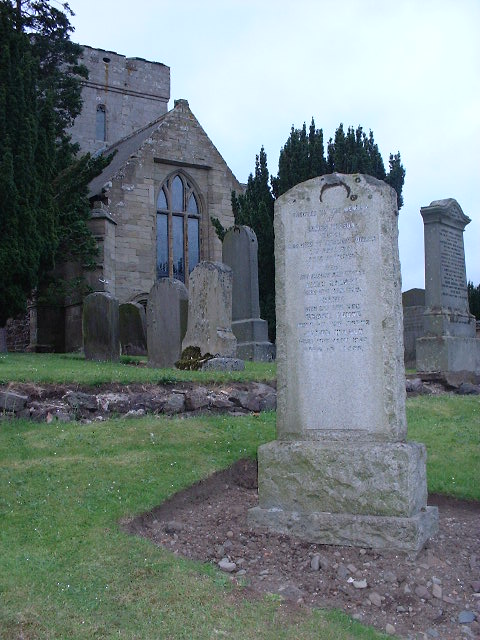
68,0 -> 480,292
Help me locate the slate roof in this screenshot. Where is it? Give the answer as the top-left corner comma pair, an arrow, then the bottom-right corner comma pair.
88,111 -> 168,199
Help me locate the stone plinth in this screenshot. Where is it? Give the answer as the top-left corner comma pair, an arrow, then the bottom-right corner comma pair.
82,292 -> 120,361
182,262 -> 237,358
416,199 -> 479,374
222,226 -> 274,361
147,279 -> 188,368
248,174 -> 438,551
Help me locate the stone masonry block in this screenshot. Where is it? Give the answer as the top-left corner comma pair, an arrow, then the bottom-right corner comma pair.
257,439 -> 428,518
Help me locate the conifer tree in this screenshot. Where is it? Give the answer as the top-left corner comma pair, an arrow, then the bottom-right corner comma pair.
0,3 -> 56,339
0,2 -> 110,350
222,120 -> 406,341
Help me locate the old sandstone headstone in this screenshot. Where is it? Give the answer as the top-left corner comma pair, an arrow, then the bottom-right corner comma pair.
248,173 -> 438,551
181,262 -> 237,358
416,199 -> 480,374
402,288 -> 425,367
83,292 -> 120,361
222,225 -> 274,361
119,302 -> 147,355
147,279 -> 188,368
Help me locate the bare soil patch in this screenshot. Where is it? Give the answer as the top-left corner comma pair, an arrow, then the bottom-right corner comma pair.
125,459 -> 480,640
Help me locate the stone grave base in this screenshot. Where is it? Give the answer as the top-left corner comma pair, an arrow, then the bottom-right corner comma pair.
249,439 -> 438,552
247,505 -> 438,552
236,341 -> 275,362
232,318 -> 275,362
417,335 -> 480,374
202,357 -> 245,371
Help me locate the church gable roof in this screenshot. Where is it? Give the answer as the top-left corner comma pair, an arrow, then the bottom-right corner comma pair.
88,100 -> 239,198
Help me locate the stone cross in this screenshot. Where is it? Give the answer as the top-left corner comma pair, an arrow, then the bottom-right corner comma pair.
181,261 -> 237,357
248,174 -> 438,551
147,279 -> 188,368
222,225 -> 274,361
416,198 -> 479,374
83,292 -> 120,361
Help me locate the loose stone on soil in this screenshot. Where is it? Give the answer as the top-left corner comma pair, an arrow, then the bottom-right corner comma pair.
458,611 -> 476,624
369,592 -> 383,607
218,558 -> 236,573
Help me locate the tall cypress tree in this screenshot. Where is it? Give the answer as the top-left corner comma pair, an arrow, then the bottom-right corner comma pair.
0,2 -> 110,350
0,3 -> 56,339
224,120 -> 406,341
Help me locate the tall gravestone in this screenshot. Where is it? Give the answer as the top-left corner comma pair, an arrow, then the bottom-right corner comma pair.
119,302 -> 147,355
182,261 -> 237,357
147,279 -> 188,368
402,288 -> 425,366
222,226 -> 274,361
248,174 -> 438,551
83,292 -> 120,361
417,199 -> 480,374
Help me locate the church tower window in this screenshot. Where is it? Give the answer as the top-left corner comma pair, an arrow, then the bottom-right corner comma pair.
156,174 -> 201,283
96,104 -> 106,141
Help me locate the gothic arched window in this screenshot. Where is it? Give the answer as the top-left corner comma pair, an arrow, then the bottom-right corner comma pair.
156,174 -> 201,283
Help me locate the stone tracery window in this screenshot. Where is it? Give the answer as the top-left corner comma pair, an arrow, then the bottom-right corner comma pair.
156,174 -> 201,283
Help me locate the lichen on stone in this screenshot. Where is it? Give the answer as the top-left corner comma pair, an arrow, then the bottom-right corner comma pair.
175,346 -> 213,370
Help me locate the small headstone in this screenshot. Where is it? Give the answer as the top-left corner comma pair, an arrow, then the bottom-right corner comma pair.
119,302 -> 147,355
82,292 -> 120,361
182,261 -> 237,358
417,199 -> 480,374
147,279 -> 188,368
222,226 -> 275,361
248,173 -> 438,551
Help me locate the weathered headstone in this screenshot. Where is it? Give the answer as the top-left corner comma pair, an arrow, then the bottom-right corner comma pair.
147,279 -> 188,368
248,174 -> 438,551
119,302 -> 147,355
181,261 -> 237,358
83,292 -> 120,361
222,225 -> 275,361
417,199 -> 480,374
402,288 -> 425,367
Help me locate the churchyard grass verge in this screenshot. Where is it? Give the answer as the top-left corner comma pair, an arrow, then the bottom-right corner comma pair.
407,395 -> 480,501
0,412 -> 386,640
0,352 -> 276,385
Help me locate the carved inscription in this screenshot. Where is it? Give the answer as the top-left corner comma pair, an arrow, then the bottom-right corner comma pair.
288,204 -> 377,354
439,227 -> 467,303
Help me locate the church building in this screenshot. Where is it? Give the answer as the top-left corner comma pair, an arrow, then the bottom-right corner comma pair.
26,46 -> 243,352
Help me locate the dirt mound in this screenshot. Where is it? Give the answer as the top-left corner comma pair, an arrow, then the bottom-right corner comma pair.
125,459 -> 480,640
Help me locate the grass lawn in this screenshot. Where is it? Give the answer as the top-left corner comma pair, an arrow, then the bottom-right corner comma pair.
0,412 -> 386,640
407,395 -> 480,501
1,355 -> 478,639
0,353 -> 276,385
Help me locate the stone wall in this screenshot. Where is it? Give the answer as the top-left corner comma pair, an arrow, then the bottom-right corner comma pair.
6,312 -> 30,352
68,46 -> 170,154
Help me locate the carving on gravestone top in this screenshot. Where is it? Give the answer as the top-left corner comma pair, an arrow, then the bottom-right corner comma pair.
222,226 -> 275,361
417,198 -> 480,375
83,292 -> 120,362
248,174 -> 438,551
147,279 -> 188,368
